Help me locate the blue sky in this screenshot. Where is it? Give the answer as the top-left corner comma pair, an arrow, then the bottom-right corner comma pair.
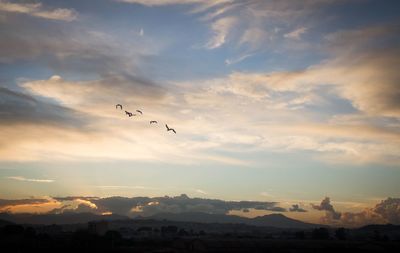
0,0 -> 399,226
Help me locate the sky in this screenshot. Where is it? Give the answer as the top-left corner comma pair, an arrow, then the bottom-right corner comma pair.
0,0 -> 399,227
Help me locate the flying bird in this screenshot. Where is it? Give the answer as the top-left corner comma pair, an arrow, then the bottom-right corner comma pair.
150,121 -> 157,124
116,104 -> 122,110
166,124 -> 176,134
125,111 -> 133,117
136,110 -> 143,114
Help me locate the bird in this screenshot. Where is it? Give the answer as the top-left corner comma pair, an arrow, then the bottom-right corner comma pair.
136,110 -> 143,115
116,104 -> 122,110
150,121 -> 157,124
166,124 -> 176,134
125,111 -> 133,117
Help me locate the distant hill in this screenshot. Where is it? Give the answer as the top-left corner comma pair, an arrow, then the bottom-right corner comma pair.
249,213 -> 320,228
0,211 -> 321,229
357,224 -> 400,231
145,212 -> 320,229
0,212 -> 128,225
0,218 -> 14,227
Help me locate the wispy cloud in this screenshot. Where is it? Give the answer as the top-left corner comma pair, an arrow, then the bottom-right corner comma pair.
7,176 -> 54,183
195,189 -> 208,195
284,27 -> 307,39
225,53 -> 253,65
205,16 -> 237,49
0,1 -> 77,21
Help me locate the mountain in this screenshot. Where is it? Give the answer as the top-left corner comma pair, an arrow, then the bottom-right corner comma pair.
145,212 -> 320,229
0,212 -> 128,225
249,213 -> 318,229
0,211 -> 321,229
146,212 -> 246,224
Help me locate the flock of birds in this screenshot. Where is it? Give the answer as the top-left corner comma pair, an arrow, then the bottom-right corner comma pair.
115,104 -> 176,134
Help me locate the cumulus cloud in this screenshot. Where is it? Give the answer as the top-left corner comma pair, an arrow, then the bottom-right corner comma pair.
49,194 -> 284,217
289,204 -> 307,212
373,198 -> 400,224
0,1 -> 77,21
49,198 -> 98,214
314,197 -> 400,227
2,196 -> 399,227
312,197 -> 342,222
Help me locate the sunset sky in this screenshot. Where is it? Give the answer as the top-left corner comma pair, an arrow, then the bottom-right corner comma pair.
0,0 -> 399,227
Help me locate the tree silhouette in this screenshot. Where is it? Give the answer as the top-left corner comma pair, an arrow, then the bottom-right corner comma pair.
312,227 -> 329,240
335,227 -> 347,240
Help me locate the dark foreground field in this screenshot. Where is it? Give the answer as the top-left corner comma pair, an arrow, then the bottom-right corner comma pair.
1,221 -> 400,253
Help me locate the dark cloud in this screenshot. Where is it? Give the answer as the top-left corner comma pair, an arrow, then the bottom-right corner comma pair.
313,197 -> 400,227
0,198 -> 49,209
373,197 -> 400,224
289,204 -> 307,212
312,197 -> 341,221
265,206 -> 287,212
0,11 -> 140,77
53,194 -> 284,217
0,86 -> 87,127
52,196 -> 98,202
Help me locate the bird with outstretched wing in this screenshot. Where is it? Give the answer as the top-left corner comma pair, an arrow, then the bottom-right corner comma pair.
166,124 -> 176,134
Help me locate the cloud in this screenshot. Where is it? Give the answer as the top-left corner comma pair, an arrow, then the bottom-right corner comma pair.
284,27 -> 307,39
119,0 -> 343,53
0,198 -> 50,208
1,3 -> 398,166
2,195 -> 399,227
49,194 -> 283,217
0,86 -> 87,127
0,11 -> 162,77
20,75 -> 165,111
373,198 -> 400,224
195,189 -> 208,195
116,0 -> 230,8
239,28 -> 270,49
47,198 -> 98,214
0,1 -> 77,21
225,53 -> 253,65
205,16 -> 237,49
313,197 -> 400,227
7,176 -> 54,183
312,197 -> 342,221
289,204 -> 307,212
0,197 -> 62,213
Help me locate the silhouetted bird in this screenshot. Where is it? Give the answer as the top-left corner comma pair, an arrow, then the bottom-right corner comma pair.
166,124 -> 176,134
150,121 -> 157,124
136,110 -> 143,114
116,104 -> 122,110
125,111 -> 133,117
